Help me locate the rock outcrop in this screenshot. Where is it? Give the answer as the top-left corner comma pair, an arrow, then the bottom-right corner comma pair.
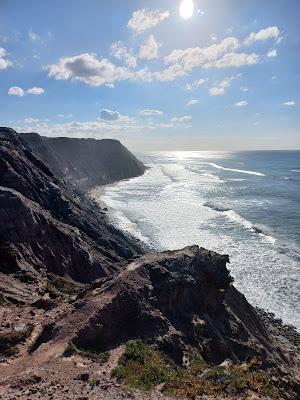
37,246 -> 298,370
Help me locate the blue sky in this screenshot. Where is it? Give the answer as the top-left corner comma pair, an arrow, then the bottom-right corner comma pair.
0,0 -> 299,150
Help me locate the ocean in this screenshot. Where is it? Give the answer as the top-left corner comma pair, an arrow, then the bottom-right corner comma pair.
93,151 -> 300,330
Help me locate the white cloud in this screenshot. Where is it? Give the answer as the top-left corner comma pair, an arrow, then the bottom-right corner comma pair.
47,32 -> 264,88
47,53 -> 132,86
235,100 -> 248,107
240,86 -> 248,92
210,34 -> 218,42
100,109 -> 120,121
185,78 -> 207,91
0,48 -> 7,57
244,26 -> 281,45
267,49 -> 277,58
283,101 -> 295,106
171,115 -> 192,122
203,52 -> 259,69
17,118 -> 49,129
219,77 -> 236,88
140,109 -> 163,116
111,41 -> 137,68
209,75 -> 236,96
24,117 -> 40,124
187,99 -> 199,107
165,37 -> 240,71
165,37 -> 259,72
12,114 -> 177,141
47,52 -> 186,86
138,35 -> 161,60
132,65 -> 186,83
8,86 -> 45,97
209,87 -> 225,96
150,64 -> 186,82
27,86 -> 45,95
0,47 -> 13,70
58,113 -> 73,118
8,86 -> 25,97
29,29 -> 39,42
128,8 -> 170,34
16,119 -> 138,137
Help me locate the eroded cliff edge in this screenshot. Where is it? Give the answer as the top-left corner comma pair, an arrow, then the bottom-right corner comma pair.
0,127 -> 299,400
20,131 -> 146,191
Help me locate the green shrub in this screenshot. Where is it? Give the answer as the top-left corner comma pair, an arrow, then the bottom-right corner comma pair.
44,278 -> 82,299
63,342 -> 109,364
0,327 -> 32,356
165,359 -> 280,399
50,278 -> 81,295
112,339 -> 172,390
112,341 -> 280,399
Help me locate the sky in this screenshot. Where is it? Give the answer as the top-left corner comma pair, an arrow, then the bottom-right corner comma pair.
0,0 -> 299,151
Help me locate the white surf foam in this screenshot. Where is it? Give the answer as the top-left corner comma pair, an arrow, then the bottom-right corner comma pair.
93,155 -> 300,330
224,209 -> 255,230
207,162 -> 265,176
224,210 -> 276,244
185,166 -> 225,182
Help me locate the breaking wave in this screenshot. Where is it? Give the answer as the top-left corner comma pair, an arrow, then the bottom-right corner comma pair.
203,202 -> 230,212
204,202 -> 276,244
207,162 -> 265,176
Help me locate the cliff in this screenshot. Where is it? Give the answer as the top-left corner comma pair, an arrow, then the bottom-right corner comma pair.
20,132 -> 146,190
0,127 -> 144,304
0,127 -> 299,400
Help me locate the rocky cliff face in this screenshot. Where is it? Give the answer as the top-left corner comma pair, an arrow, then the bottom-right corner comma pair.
0,127 -> 144,304
0,127 -> 299,400
20,132 -> 146,190
37,246 -> 298,368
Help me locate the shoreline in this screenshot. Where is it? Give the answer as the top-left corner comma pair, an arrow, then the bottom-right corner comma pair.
90,185 -> 109,209
90,181 -> 300,337
91,182 -> 154,254
88,156 -> 300,332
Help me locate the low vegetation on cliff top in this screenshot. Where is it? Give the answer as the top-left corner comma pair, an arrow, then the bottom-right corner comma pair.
112,339 -> 280,399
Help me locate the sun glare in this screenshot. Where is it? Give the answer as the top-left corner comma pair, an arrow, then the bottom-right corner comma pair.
179,0 -> 194,19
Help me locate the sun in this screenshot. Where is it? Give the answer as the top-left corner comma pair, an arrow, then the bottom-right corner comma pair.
179,0 -> 194,19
